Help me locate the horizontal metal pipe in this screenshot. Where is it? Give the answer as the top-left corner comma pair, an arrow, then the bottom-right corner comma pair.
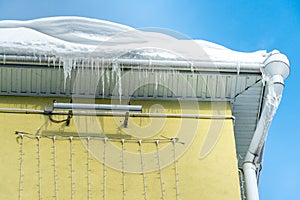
0,107 -> 235,120
0,107 -> 45,114
53,103 -> 142,111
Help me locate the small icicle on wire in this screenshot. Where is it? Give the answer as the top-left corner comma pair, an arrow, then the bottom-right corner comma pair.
36,135 -> 42,200
155,140 -> 165,200
18,133 -> 24,200
87,137 -> 91,200
138,140 -> 148,200
103,137 -> 108,200
121,139 -> 126,200
69,136 -> 74,200
52,136 -> 58,200
172,138 -> 180,200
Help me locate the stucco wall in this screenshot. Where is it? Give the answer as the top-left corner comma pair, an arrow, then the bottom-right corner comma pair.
0,96 -> 240,200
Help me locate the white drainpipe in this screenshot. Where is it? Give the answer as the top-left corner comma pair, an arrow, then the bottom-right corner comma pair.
243,51 -> 290,200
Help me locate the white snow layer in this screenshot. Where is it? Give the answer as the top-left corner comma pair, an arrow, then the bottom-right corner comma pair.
0,16 -> 269,63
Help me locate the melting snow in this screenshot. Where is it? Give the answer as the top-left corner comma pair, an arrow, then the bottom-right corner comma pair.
0,16 -> 268,61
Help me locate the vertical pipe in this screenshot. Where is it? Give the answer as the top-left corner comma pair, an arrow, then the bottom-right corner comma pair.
243,75 -> 285,200
243,162 -> 259,200
243,52 -> 289,200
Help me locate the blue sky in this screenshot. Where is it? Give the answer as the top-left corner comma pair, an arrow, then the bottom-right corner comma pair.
1,0 -> 299,199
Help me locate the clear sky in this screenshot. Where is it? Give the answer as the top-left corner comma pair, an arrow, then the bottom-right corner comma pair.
1,0 -> 299,199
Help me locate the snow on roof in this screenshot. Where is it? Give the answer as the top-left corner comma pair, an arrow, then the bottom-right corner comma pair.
0,16 -> 269,63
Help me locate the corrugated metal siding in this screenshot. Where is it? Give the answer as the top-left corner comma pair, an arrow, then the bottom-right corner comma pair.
232,82 -> 263,167
0,65 -> 261,101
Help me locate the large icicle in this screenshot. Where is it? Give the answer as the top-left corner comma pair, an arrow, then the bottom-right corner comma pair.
62,57 -> 74,89
112,62 -> 122,102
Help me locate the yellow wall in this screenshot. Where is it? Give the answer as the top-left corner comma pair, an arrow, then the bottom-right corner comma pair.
0,96 -> 241,200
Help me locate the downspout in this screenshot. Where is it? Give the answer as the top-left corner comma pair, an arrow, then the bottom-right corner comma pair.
243,51 -> 290,200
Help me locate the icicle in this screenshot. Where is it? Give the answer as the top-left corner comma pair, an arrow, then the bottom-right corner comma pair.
112,62 -> 122,102
163,70 -> 166,84
79,58 -> 82,72
121,139 -> 126,200
101,60 -> 105,98
72,58 -> 77,71
237,61 -> 241,75
82,58 -> 86,72
52,57 -> 56,68
172,138 -> 180,200
91,58 -> 94,73
106,69 -> 110,88
96,58 -> 100,76
233,62 -> 241,97
149,59 -> 153,72
36,135 -> 42,200
155,140 -> 165,200
81,58 -> 85,73
103,137 -> 108,200
18,133 -> 24,200
138,140 -> 148,200
190,62 -> 194,73
47,56 -> 51,67
62,57 -> 73,89
138,65 -> 141,81
52,136 -> 58,200
87,137 -> 91,200
155,72 -> 158,91
69,136 -> 74,200
58,58 -> 61,70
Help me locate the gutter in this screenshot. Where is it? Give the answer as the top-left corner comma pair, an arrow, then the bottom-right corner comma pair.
0,54 -> 263,74
243,51 -> 290,200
